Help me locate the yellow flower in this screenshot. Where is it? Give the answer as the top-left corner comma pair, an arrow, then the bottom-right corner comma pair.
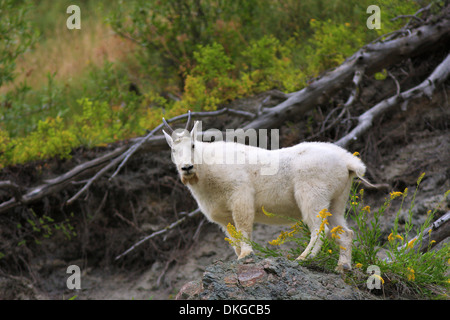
316,209 -> 332,235
269,239 -> 281,246
407,267 -> 415,281
362,206 -> 371,213
345,22 -> 351,27
355,263 -> 363,269
352,151 -> 360,157
390,191 -> 403,199
388,233 -> 403,242
226,223 -> 243,241
331,225 -> 345,239
339,246 -> 347,251
317,208 -> 332,220
328,249 -> 332,254
269,226 -> 300,246
407,238 -> 417,249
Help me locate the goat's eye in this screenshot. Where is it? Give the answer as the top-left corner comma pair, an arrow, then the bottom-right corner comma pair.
192,144 -> 195,149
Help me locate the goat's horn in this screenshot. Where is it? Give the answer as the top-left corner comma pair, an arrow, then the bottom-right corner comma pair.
185,110 -> 192,131
162,117 -> 174,134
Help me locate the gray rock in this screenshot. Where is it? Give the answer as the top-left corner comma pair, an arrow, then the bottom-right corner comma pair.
176,255 -> 376,300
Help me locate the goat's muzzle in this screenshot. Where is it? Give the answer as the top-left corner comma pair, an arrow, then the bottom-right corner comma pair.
181,165 -> 194,172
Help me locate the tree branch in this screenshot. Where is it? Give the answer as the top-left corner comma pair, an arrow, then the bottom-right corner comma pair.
335,53 -> 450,148
114,208 -> 201,260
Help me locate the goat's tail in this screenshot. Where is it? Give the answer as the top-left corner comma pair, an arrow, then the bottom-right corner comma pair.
346,155 -> 377,188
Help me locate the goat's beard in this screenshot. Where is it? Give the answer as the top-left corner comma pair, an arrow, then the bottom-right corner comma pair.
181,172 -> 199,185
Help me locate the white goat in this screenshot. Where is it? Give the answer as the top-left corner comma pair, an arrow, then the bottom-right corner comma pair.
162,114 -> 370,272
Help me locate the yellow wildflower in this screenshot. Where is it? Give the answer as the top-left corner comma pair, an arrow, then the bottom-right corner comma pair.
269,239 -> 281,246
390,191 -> 403,199
352,151 -> 360,157
226,223 -> 243,241
407,238 -> 417,249
345,22 -> 351,27
355,263 -> 363,269
339,246 -> 347,251
331,225 -> 345,239
388,233 -> 403,242
269,226 -> 299,246
317,208 -> 332,220
362,206 -> 371,213
407,267 -> 415,281
224,237 -> 237,246
316,209 -> 332,235
328,249 -> 332,254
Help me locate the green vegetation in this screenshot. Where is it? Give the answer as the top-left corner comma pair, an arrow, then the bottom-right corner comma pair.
0,0 -> 431,168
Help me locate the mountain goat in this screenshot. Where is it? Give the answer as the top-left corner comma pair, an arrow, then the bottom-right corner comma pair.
162,113 -> 370,272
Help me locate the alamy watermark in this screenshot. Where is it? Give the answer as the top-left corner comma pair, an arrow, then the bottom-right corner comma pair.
66,5 -> 81,30
66,265 -> 81,290
366,265 -> 383,289
367,5 -> 381,29
168,121 -> 280,175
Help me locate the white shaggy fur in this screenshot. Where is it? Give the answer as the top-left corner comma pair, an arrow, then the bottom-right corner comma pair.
163,121 -> 368,272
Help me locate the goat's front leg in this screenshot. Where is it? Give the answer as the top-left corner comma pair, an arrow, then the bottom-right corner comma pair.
230,194 -> 255,260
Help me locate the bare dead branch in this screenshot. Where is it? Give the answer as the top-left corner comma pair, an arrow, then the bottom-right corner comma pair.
335,53 -> 450,148
115,207 -> 201,260
0,181 -> 23,202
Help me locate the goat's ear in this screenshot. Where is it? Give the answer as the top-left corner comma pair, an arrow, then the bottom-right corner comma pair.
191,121 -> 200,142
163,130 -> 173,148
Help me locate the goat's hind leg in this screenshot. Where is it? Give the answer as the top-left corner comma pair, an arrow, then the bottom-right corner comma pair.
294,188 -> 330,261
329,180 -> 354,272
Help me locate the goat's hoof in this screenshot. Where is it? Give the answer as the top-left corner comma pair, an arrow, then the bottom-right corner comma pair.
335,263 -> 351,273
295,255 -> 307,261
237,249 -> 253,260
